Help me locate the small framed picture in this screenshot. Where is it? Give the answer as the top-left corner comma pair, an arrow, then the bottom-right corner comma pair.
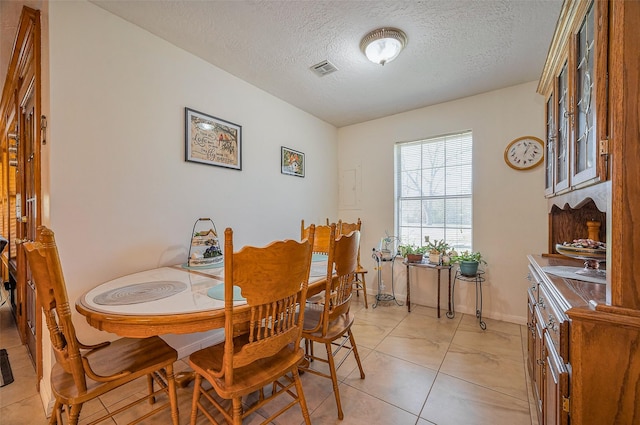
281,146 -> 305,177
185,108 -> 242,170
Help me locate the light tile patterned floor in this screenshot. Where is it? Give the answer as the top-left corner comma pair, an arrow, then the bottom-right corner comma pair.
0,295 -> 538,424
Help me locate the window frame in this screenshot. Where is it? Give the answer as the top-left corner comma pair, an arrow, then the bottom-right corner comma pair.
394,131 -> 473,252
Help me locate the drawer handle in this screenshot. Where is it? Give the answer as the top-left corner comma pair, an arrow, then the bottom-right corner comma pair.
537,358 -> 546,366
546,314 -> 557,332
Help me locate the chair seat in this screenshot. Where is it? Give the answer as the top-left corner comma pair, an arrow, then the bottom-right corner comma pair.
189,335 -> 305,399
303,309 -> 355,341
51,336 -> 177,404
355,266 -> 368,274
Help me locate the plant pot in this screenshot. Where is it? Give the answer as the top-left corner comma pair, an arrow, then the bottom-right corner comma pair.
459,260 -> 479,276
428,252 -> 441,265
406,254 -> 423,263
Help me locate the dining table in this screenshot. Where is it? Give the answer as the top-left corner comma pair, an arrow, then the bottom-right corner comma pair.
76,256 -> 329,339
76,256 -> 329,386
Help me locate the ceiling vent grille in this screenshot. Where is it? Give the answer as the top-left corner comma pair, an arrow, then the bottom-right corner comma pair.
310,60 -> 338,77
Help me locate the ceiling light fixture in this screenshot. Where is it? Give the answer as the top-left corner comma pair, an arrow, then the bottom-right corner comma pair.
360,27 -> 408,66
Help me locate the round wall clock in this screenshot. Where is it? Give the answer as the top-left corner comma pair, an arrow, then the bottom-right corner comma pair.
504,136 -> 544,170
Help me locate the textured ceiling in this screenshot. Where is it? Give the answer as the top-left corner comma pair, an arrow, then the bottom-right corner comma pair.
90,0 -> 562,128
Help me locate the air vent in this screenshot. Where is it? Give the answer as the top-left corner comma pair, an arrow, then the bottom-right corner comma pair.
310,60 -> 338,77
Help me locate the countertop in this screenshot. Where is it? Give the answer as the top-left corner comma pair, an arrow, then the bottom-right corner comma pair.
528,254 -> 607,310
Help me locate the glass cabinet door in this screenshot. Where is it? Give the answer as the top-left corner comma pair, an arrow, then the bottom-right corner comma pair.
555,62 -> 570,193
573,2 -> 598,185
545,94 -> 555,196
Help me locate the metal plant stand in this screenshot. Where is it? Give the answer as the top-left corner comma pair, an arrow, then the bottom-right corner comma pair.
372,249 -> 402,308
447,270 -> 486,330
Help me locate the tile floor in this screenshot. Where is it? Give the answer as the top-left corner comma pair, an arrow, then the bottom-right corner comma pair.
0,294 -> 538,424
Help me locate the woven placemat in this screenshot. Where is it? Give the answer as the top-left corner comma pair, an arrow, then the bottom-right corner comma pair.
93,281 -> 187,305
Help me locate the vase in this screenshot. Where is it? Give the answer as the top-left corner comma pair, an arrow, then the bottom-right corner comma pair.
459,260 -> 479,276
428,252 -> 441,265
406,254 -> 423,263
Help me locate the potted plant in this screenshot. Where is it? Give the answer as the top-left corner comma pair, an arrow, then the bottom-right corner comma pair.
451,250 -> 487,276
441,249 -> 457,266
424,237 -> 451,265
398,244 -> 428,263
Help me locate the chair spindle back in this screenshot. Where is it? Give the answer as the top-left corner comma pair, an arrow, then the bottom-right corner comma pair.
24,227 -> 88,392
222,226 -> 315,386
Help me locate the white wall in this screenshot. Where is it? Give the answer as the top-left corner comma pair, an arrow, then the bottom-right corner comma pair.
48,1 -> 338,353
338,81 -> 548,324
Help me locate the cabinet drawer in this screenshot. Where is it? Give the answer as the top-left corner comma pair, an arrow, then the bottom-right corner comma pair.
527,264 -> 540,294
544,332 -> 570,425
528,287 -> 537,313
537,284 -> 569,362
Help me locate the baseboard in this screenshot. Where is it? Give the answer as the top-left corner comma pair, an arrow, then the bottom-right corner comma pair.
39,378 -> 56,418
453,305 -> 526,325
486,311 -> 527,325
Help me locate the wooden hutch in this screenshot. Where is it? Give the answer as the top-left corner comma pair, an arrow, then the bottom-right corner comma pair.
527,0 -> 640,424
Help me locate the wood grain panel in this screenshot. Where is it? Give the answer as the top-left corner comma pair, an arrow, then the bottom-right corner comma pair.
548,199 -> 606,253
609,0 -> 640,309
568,307 -> 640,425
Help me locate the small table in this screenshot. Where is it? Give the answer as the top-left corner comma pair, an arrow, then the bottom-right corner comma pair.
403,260 -> 452,318
449,270 -> 486,329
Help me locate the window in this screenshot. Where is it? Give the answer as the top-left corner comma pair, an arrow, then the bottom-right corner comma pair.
395,131 -> 473,252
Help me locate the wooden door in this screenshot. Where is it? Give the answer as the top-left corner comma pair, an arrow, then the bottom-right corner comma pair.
1,6 -> 42,382
17,80 -> 39,366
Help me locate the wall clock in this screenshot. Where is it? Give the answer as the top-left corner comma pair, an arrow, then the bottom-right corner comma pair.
504,136 -> 544,170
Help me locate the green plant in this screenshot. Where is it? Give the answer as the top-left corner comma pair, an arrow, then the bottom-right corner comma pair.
424,236 -> 451,254
398,244 -> 428,257
450,250 -> 487,265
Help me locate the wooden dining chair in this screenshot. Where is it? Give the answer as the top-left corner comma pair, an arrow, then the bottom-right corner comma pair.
339,218 -> 369,308
301,219 -> 332,254
300,224 -> 366,420
23,226 -> 179,425
189,226 -> 315,425
301,220 -> 333,306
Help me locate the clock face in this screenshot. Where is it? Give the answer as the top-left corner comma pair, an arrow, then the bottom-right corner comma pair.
504,136 -> 544,170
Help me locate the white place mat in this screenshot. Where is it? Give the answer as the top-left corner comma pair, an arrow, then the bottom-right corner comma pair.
93,281 -> 187,305
541,266 -> 606,285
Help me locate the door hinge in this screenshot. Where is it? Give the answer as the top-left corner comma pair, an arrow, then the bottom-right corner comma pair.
599,139 -> 609,155
41,115 -> 47,145
562,396 -> 570,412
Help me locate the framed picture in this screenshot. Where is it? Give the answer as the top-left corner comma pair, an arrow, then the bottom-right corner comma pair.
281,146 -> 305,177
185,108 -> 242,170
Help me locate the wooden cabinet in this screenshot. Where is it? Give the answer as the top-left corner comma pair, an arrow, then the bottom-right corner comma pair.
527,259 -> 569,425
534,0 -> 640,419
544,332 -> 569,425
531,0 -> 640,423
539,0 -> 640,305
538,0 -> 608,197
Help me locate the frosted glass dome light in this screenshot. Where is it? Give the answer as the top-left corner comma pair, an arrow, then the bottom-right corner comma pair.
360,28 -> 408,65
